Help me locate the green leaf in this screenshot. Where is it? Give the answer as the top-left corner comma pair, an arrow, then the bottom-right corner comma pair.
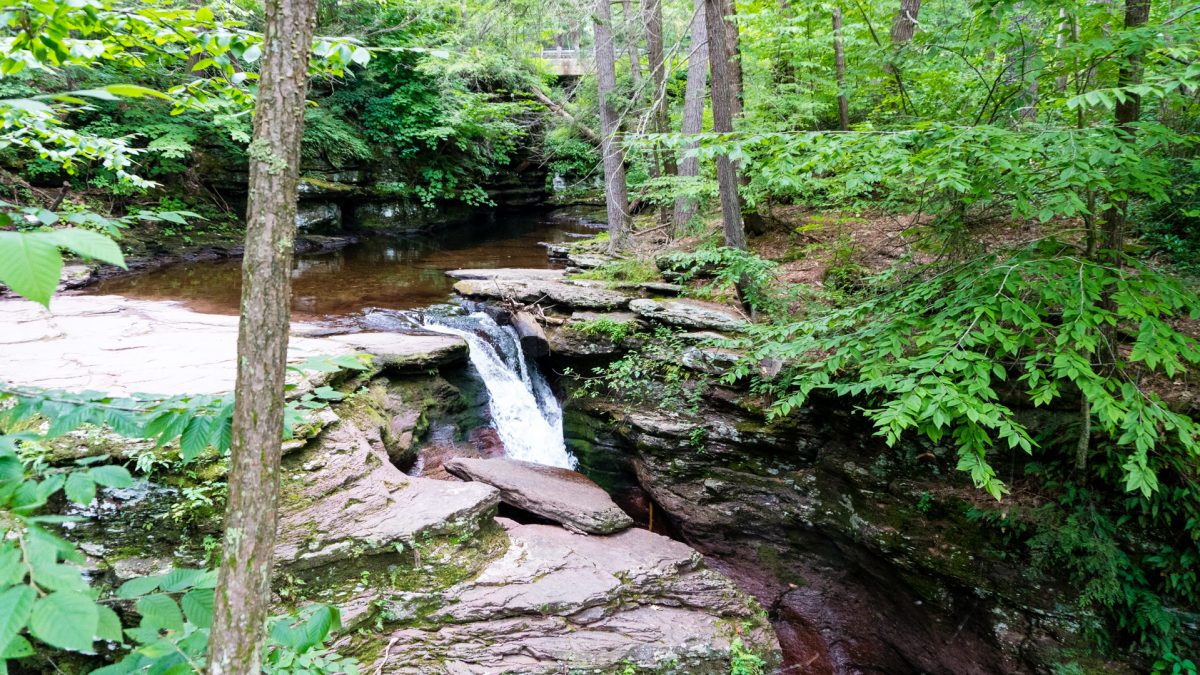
242,44 -> 262,63
29,591 -> 98,652
1,635 -> 33,659
103,84 -> 170,100
136,594 -> 183,632
64,472 -> 96,506
89,465 -> 133,489
40,229 -> 126,268
95,605 -> 123,643
0,586 -> 36,657
159,567 -> 204,593
181,588 -> 214,628
0,231 -> 64,307
117,574 -> 163,599
35,563 -> 89,593
194,6 -> 214,21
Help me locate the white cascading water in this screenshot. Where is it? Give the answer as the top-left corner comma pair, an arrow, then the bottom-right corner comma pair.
422,312 -> 576,469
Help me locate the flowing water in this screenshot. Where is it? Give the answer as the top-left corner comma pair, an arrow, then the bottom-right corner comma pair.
422,314 -> 575,469
86,207 -> 596,468
87,208 -> 597,318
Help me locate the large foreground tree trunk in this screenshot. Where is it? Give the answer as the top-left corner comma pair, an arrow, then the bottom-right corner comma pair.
208,0 -> 318,671
673,0 -> 708,232
704,0 -> 746,249
596,0 -> 632,252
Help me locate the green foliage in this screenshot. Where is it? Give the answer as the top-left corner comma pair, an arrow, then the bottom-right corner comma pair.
570,327 -> 708,415
571,318 -> 635,343
728,637 -> 765,675
727,240 -> 1200,500
574,258 -> 661,285
660,246 -> 782,315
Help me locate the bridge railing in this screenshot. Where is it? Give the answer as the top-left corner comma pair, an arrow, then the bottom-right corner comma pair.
539,47 -> 594,59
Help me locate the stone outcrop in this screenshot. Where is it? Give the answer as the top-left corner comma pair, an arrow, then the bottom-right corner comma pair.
628,298 -> 748,332
450,273 -> 632,311
346,519 -> 779,674
276,416 -> 501,572
444,457 -> 634,534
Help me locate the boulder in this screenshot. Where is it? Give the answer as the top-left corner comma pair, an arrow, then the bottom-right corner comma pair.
353,522 -> 781,674
444,457 -> 634,534
548,311 -> 641,357
629,298 -> 748,332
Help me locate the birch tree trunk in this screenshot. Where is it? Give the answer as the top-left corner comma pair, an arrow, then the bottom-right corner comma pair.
705,0 -> 746,249
833,6 -> 850,131
673,0 -> 708,232
207,0 -> 318,670
596,0 -> 632,252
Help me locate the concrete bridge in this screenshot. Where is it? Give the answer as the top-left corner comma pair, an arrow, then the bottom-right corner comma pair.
540,47 -> 592,77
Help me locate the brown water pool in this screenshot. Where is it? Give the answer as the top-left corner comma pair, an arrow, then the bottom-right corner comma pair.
86,208 -> 598,319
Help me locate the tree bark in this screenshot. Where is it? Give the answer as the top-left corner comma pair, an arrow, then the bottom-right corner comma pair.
1101,0 -> 1151,261
885,0 -> 919,112
595,0 -> 632,252
621,0 -> 643,87
890,0 -> 920,45
673,0 -> 708,232
721,0 -> 743,116
643,0 -> 675,224
833,6 -> 850,131
704,0 -> 746,250
207,0 -> 317,672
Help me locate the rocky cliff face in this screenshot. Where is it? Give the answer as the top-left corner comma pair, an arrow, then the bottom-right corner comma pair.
31,302 -> 779,674
440,265 -> 1134,674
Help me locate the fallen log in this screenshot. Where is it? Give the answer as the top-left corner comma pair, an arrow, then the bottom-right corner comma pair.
511,311 -> 551,358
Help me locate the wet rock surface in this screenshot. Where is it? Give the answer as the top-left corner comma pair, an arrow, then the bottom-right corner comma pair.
444,457 -> 634,534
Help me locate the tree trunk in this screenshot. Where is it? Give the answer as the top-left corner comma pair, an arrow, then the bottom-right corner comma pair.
890,0 -> 920,45
530,85 -> 601,145
704,0 -> 746,250
721,0 -> 743,116
673,0 -> 708,232
596,0 -> 632,252
621,0 -> 643,87
885,0 -> 919,112
1055,8 -> 1071,93
644,0 -> 675,224
1101,0 -> 1151,261
207,0 -> 317,670
833,6 -> 850,131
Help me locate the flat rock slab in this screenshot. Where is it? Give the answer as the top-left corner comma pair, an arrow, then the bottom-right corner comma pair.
362,522 -> 780,674
629,298 -> 748,332
452,275 -> 631,311
324,332 -> 466,372
445,457 -> 634,534
0,295 -> 466,394
276,416 -> 500,572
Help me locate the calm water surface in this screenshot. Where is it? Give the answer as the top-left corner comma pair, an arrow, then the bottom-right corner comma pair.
88,209 -> 597,319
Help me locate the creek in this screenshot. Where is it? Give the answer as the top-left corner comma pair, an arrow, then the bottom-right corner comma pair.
86,208 -> 597,318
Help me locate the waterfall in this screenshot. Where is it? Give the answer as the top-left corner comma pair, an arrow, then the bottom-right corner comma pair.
421,312 -> 577,469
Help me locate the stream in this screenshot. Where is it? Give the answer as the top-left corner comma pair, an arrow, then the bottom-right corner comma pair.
87,208 -> 597,318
